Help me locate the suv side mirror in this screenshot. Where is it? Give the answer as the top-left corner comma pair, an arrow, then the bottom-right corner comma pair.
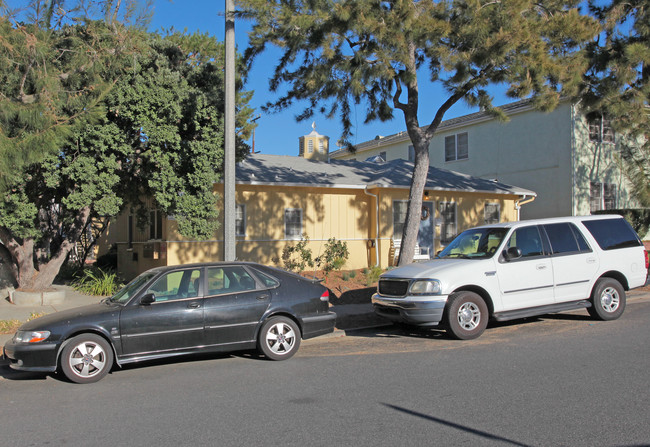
140,293 -> 156,305
505,247 -> 522,261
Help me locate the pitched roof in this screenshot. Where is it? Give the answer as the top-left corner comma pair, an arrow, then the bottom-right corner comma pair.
235,154 -> 536,197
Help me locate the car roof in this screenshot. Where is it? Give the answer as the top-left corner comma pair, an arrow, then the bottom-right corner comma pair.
144,261 -> 263,274
477,214 -> 624,230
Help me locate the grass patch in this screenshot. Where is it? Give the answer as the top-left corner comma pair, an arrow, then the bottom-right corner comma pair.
0,312 -> 46,335
72,268 -> 124,296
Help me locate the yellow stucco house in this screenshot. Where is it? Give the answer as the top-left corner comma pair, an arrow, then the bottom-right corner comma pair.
110,128 -> 536,280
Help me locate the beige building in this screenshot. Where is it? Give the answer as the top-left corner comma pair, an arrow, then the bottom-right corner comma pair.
110,128 -> 536,279
330,100 -> 643,220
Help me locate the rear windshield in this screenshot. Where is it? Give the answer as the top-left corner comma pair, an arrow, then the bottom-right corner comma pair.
581,218 -> 642,251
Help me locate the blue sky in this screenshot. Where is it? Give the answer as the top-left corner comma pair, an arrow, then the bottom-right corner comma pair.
150,1 -> 511,156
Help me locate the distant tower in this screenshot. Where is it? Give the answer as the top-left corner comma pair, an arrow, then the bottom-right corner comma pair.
299,122 -> 329,161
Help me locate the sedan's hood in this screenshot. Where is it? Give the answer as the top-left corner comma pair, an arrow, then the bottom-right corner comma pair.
18,301 -> 121,331
382,258 -> 491,280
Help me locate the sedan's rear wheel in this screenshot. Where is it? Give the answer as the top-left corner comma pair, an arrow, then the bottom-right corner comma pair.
258,316 -> 301,361
445,291 -> 488,340
588,278 -> 626,321
60,334 -> 113,384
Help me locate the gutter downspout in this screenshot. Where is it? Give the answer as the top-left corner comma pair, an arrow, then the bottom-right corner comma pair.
364,186 -> 380,267
570,103 -> 577,216
515,195 -> 536,220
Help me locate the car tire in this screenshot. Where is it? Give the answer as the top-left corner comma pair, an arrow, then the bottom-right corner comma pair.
258,316 -> 301,361
60,334 -> 113,384
588,278 -> 626,321
444,291 -> 488,340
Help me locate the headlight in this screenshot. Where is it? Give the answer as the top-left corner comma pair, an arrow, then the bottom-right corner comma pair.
409,280 -> 442,295
14,330 -> 51,343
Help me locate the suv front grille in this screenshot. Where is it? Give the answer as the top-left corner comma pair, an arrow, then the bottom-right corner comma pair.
378,279 -> 409,297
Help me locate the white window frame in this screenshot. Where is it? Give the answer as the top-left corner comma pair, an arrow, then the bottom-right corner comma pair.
392,200 -> 408,239
235,203 -> 246,237
484,203 -> 500,225
284,208 -> 303,240
588,114 -> 615,144
590,182 -> 617,212
318,140 -> 325,153
445,133 -> 469,162
439,202 -> 457,244
308,140 -> 314,153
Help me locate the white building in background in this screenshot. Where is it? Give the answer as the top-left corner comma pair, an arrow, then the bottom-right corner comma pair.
330,100 -> 642,220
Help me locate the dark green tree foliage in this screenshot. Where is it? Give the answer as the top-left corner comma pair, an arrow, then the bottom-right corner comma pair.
582,1 -> 650,206
238,0 -> 598,265
0,1 -> 253,290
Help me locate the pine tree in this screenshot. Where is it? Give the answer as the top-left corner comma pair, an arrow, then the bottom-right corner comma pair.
238,0 -> 599,265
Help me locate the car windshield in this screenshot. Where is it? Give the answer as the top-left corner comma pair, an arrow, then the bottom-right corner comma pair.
109,272 -> 157,304
438,227 -> 509,259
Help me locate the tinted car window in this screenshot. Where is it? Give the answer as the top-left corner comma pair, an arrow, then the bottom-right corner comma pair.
252,269 -> 280,288
543,223 -> 591,254
506,226 -> 544,258
582,218 -> 642,250
207,266 -> 257,295
147,269 -> 202,301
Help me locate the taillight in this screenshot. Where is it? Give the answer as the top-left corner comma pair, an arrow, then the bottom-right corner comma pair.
320,290 -> 329,302
645,249 -> 649,270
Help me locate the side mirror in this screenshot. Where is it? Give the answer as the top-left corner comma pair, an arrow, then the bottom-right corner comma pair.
140,293 -> 156,305
505,247 -> 522,261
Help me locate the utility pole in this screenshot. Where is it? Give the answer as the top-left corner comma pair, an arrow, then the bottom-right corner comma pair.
223,0 -> 236,261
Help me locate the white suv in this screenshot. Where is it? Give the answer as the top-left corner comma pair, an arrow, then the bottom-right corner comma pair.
372,215 -> 649,339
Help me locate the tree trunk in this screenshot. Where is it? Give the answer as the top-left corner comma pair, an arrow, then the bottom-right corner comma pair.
397,138 -> 430,266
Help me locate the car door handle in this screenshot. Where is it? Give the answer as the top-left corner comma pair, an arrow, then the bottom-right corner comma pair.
536,264 -> 547,270
256,294 -> 270,301
188,301 -> 201,308
587,258 -> 597,264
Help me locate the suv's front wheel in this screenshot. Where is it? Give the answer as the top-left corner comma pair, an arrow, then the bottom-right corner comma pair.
444,291 -> 488,340
588,278 -> 626,321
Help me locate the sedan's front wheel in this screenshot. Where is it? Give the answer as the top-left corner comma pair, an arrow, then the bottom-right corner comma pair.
60,334 -> 113,384
258,316 -> 301,361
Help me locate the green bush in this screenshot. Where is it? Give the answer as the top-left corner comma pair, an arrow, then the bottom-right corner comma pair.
281,236 -> 315,273
316,238 -> 349,276
365,266 -> 384,286
72,268 -> 124,296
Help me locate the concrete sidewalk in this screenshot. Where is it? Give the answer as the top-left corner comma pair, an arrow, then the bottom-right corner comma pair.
0,285 -> 388,345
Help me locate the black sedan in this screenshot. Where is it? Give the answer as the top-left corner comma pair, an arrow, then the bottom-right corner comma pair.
3,262 -> 336,383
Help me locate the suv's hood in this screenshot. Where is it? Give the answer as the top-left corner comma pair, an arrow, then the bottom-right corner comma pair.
382,258 -> 492,280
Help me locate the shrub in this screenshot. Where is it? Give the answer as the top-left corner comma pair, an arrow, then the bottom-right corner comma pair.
72,268 -> 124,296
316,238 -> 349,276
365,266 -> 384,286
281,236 -> 315,273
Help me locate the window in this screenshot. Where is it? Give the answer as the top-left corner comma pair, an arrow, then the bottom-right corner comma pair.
318,140 -> 325,153
392,201 -> 408,238
582,218 -> 642,251
284,208 -> 302,239
590,182 -> 617,212
439,202 -> 457,244
408,145 -> 415,162
379,151 -> 387,162
149,210 -> 163,240
236,204 -> 246,237
506,226 -> 544,258
207,266 -> 257,295
146,269 -> 202,302
445,133 -> 469,162
588,114 -> 615,144
308,140 -> 314,153
543,223 -> 590,255
484,203 -> 500,225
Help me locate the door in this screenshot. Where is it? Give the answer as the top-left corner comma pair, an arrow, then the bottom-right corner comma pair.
417,202 -> 434,259
119,268 -> 204,357
203,266 -> 270,346
543,223 -> 599,303
496,225 -> 555,311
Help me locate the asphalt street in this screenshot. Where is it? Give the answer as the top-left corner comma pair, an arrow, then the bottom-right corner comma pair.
2,296 -> 649,447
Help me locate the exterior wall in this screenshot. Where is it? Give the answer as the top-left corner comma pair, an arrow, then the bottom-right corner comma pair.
373,188 -> 521,267
299,133 -> 329,161
333,103 -> 576,220
110,181 -> 524,279
572,110 -> 641,216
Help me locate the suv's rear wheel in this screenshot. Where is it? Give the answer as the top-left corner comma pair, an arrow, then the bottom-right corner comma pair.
445,291 -> 488,340
588,278 -> 626,321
